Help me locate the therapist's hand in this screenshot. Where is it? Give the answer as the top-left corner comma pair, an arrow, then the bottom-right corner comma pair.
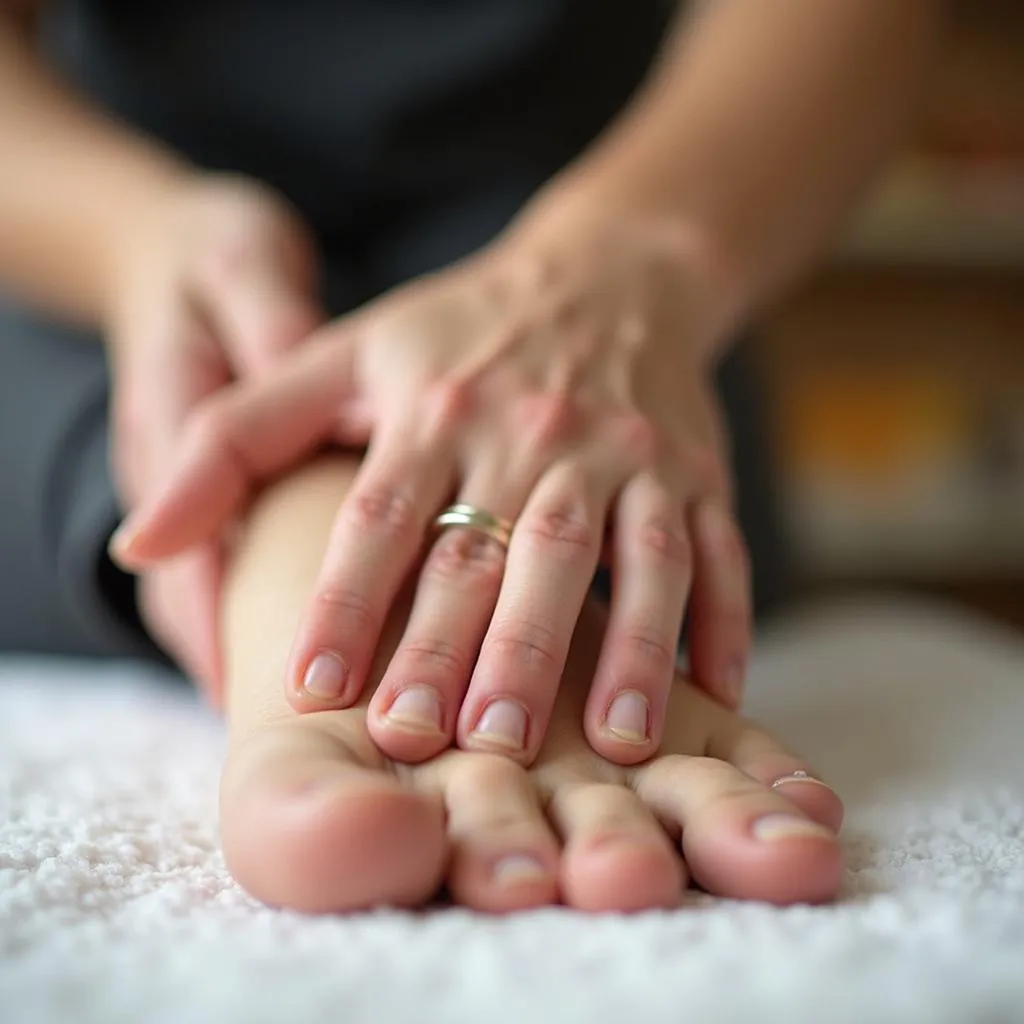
105,173 -> 324,702
111,206 -> 751,763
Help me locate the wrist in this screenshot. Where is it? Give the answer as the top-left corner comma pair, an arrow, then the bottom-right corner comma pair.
98,154 -> 196,326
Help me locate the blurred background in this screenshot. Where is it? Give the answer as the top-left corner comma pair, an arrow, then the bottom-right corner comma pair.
757,0 -> 1024,629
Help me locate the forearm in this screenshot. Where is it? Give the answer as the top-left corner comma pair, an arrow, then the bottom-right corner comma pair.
534,0 -> 942,347
0,10 -> 187,324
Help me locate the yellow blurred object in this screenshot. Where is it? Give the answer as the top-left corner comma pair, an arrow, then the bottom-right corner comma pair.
781,369 -> 971,491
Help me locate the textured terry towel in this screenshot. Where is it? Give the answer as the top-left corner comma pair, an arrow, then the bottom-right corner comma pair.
2,596 -> 1023,1024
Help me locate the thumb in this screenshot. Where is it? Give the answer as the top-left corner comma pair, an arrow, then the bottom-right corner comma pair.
109,331 -> 366,566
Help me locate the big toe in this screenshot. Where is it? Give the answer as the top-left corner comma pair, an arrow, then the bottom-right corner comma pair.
221,725 -> 446,913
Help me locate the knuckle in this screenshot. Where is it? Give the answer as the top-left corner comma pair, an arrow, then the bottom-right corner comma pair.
517,391 -> 577,451
620,626 -> 677,669
617,412 -> 661,466
425,530 -> 505,587
399,636 -> 471,679
488,620 -> 560,672
310,584 -> 378,634
522,498 -> 599,560
637,515 -> 691,571
344,483 -> 418,535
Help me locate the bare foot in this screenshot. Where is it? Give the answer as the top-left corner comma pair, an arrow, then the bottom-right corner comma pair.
220,600 -> 842,913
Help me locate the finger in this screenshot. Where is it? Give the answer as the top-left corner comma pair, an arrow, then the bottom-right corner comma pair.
708,718 -> 844,833
457,462 -> 610,764
200,248 -> 325,374
179,542 -> 226,703
367,453 -> 529,762
632,754 -> 843,906
687,500 -> 753,709
110,289 -> 228,497
584,471 -> 690,764
110,334 -> 362,565
548,781 -> 683,912
286,422 -> 457,712
416,753 -> 559,912
136,544 -> 224,694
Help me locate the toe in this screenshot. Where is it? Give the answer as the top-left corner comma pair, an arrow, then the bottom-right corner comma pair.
429,753 -> 560,912
221,722 -> 446,912
709,721 -> 844,833
549,782 -> 684,912
633,755 -> 842,905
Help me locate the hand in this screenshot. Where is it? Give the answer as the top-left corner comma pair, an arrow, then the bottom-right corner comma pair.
111,206 -> 751,760
105,173 -> 324,702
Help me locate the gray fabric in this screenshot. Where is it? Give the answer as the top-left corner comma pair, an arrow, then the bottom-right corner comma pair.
0,302 -> 155,658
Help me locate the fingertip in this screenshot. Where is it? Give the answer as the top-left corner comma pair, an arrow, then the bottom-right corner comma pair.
587,687 -> 660,766
107,519 -> 152,569
107,523 -> 135,566
287,649 -> 361,714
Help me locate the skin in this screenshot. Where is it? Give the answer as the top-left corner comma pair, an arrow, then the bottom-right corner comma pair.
108,178 -> 325,690
0,1 -> 941,757
220,454 -> 844,913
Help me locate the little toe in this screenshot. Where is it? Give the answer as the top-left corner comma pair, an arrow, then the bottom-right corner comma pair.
427,753 -> 560,912
633,755 -> 842,906
221,720 -> 446,912
549,782 -> 684,912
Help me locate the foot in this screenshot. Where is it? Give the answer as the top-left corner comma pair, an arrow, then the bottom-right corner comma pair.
220,601 -> 843,913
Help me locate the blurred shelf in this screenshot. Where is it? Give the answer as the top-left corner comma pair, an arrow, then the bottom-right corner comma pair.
785,480 -> 1024,579
835,157 -> 1024,270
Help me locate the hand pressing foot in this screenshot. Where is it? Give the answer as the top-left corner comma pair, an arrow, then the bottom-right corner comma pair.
220,598 -> 841,914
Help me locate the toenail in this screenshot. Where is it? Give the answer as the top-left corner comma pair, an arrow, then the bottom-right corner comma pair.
493,854 -> 548,885
603,690 -> 650,744
771,770 -> 833,792
468,699 -> 528,751
384,686 -> 443,733
752,814 -> 834,842
301,651 -> 348,700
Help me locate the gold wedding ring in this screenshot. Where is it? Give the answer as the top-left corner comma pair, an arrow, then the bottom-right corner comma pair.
433,503 -> 514,551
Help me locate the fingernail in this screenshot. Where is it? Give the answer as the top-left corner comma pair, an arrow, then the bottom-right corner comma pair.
603,690 -> 650,744
301,651 -> 348,700
493,854 -> 548,885
752,814 -> 834,842
771,770 -> 833,793
469,699 -> 528,752
384,685 -> 443,733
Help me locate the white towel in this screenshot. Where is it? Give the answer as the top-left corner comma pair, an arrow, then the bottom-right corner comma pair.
2,596 -> 1023,1024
